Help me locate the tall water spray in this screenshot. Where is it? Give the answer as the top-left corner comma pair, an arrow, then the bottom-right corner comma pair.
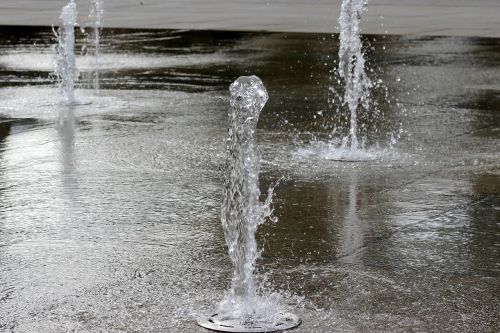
54,0 -> 79,105
198,76 -> 300,332
219,75 -> 272,315
337,0 -> 372,150
89,0 -> 103,90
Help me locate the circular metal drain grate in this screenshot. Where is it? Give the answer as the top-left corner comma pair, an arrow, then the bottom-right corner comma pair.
197,312 -> 301,332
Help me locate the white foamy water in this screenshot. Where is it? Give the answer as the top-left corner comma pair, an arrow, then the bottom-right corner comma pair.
296,140 -> 398,162
0,87 -> 124,119
0,52 -> 229,72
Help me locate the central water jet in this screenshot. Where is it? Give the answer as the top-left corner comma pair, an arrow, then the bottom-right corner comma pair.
54,0 -> 79,105
198,76 -> 300,332
338,0 -> 372,151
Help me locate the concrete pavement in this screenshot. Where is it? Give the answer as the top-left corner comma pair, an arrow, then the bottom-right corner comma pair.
0,0 -> 499,37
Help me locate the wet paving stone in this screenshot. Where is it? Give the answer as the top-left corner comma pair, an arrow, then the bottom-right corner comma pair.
0,26 -> 499,332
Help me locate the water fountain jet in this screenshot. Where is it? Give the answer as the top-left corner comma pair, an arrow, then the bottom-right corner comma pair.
54,0 -> 79,105
338,0 -> 372,152
320,0 -> 378,162
88,0 -> 103,91
198,76 -> 300,332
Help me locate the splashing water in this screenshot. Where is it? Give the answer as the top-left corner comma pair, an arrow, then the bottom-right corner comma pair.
198,76 -> 300,332
217,75 -> 278,319
54,0 -> 79,105
197,76 -> 301,331
89,0 -> 103,91
297,0 -> 402,162
337,0 -> 372,151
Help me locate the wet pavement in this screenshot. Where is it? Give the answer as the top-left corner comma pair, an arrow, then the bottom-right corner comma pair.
0,26 -> 499,332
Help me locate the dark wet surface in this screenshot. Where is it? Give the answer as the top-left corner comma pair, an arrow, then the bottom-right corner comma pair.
0,26 -> 499,332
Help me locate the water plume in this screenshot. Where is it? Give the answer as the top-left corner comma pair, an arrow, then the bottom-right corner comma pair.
54,0 -> 79,105
337,0 -> 372,150
198,76 -> 300,332
89,0 -> 103,90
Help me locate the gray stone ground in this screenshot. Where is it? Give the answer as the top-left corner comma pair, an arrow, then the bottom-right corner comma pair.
0,0 -> 500,37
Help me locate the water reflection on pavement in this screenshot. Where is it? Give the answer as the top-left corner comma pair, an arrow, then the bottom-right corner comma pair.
0,26 -> 498,332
